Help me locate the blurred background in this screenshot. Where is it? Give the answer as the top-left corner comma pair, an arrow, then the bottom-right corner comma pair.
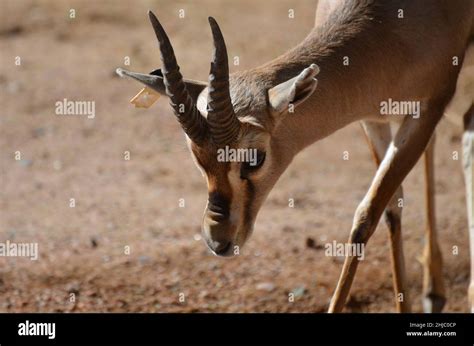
0,0 -> 470,312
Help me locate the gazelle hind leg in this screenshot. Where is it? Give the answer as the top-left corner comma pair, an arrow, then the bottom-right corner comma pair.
361,121 -> 410,312
463,105 -> 474,312
422,134 -> 446,312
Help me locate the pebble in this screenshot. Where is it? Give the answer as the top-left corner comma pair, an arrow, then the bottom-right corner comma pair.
7,81 -> 21,94
292,286 -> 306,298
18,159 -> 32,167
53,160 -> 62,171
256,282 -> 276,292
90,237 -> 98,248
306,237 -> 324,250
139,255 -> 151,265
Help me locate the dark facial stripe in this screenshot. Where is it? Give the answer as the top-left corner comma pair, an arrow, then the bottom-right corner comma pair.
242,178 -> 255,229
208,191 -> 230,218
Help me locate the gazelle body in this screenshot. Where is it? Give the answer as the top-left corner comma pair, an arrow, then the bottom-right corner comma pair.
118,0 -> 474,312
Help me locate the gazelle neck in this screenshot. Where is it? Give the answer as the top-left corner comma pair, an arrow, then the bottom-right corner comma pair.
259,1 -> 383,157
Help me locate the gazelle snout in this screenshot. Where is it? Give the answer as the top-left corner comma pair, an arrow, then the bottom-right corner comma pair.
202,216 -> 235,257
202,192 -> 236,257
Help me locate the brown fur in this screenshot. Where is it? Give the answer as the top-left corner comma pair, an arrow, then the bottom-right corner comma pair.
192,0 -> 474,259
230,0 -> 474,142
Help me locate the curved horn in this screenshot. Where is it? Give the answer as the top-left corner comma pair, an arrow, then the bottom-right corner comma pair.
207,17 -> 241,146
148,11 -> 208,144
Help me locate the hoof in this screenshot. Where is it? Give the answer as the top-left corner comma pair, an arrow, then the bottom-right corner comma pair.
423,293 -> 446,313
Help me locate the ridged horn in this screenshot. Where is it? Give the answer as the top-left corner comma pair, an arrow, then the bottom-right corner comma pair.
206,17 -> 241,146
148,10 -> 208,144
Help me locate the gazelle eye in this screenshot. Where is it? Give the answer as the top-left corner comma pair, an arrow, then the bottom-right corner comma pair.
254,150 -> 266,168
241,150 -> 266,178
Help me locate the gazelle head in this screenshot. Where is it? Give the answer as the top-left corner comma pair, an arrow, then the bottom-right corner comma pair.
117,11 -> 318,257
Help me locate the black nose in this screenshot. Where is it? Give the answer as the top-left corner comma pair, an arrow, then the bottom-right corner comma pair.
213,241 -> 232,256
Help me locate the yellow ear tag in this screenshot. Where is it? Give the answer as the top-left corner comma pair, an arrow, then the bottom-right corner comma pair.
130,87 -> 160,108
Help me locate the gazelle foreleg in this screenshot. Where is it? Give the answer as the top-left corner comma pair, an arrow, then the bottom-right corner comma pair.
463,105 -> 474,312
361,121 -> 410,312
422,134 -> 446,313
329,110 -> 442,313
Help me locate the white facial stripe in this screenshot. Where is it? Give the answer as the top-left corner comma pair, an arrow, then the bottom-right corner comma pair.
227,162 -> 242,226
186,139 -> 207,180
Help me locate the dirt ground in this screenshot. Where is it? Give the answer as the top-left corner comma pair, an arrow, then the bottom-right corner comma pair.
0,0 -> 471,313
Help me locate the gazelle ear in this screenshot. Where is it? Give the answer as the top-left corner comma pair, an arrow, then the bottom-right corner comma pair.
116,68 -> 207,101
268,64 -> 319,114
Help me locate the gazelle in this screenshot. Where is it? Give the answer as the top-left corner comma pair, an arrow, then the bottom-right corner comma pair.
117,1 -> 474,312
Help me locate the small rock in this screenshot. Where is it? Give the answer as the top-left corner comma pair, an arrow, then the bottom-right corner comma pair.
53,160 -> 62,171
1,25 -> 24,37
18,159 -> 32,167
139,255 -> 151,265
66,283 -> 80,295
291,286 -> 306,298
32,127 -> 46,138
306,237 -> 316,248
306,237 -> 324,250
7,81 -> 21,94
199,290 -> 209,299
256,282 -> 276,292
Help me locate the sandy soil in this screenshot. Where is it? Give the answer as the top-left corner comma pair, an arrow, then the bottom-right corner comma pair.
0,0 -> 470,312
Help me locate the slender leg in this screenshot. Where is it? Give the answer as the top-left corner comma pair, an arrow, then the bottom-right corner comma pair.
462,106 -> 474,312
422,134 -> 446,312
329,109 -> 442,313
361,121 -> 410,312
